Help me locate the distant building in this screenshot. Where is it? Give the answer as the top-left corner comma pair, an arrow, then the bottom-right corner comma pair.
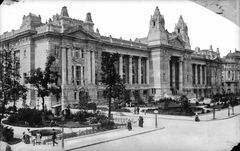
221,49 -> 240,94
0,6 -> 223,110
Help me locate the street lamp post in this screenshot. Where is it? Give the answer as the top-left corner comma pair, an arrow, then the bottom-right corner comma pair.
228,101 -> 230,117
154,109 -> 158,128
212,97 -> 216,120
231,95 -> 234,115
61,112 -> 66,149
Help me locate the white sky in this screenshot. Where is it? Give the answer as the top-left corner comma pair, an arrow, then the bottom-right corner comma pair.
0,0 -> 239,57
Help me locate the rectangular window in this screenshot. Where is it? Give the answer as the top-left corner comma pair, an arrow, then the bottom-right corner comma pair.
74,92 -> 77,100
75,51 -> 79,59
24,50 -> 26,57
76,66 -> 81,85
72,66 -> 74,84
81,49 -> 84,58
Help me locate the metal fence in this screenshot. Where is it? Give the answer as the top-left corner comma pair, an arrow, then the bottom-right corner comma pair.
43,121 -> 127,144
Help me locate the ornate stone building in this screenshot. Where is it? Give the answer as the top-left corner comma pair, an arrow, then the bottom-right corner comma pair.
222,49 -> 240,94
0,6 -> 223,110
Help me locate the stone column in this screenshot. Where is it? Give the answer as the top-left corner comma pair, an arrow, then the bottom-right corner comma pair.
179,59 -> 183,91
86,50 -> 91,84
91,51 -> 95,84
195,64 -> 198,85
61,47 -> 67,110
67,48 -> 72,84
146,58 -> 149,84
129,55 -> 132,84
168,57 -> 171,86
81,66 -> 84,85
138,57 -> 142,84
204,66 -> 207,85
200,65 -> 202,85
172,60 -> 176,88
76,91 -> 79,101
119,55 -> 123,79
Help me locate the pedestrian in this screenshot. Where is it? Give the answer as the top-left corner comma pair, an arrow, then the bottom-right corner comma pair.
126,119 -> 132,131
35,131 -> 42,145
25,129 -> 30,144
5,144 -> 12,151
134,107 -> 136,114
195,113 -> 200,122
138,116 -> 144,127
22,132 -> 26,143
137,107 -> 140,114
27,129 -> 35,146
52,129 -> 58,146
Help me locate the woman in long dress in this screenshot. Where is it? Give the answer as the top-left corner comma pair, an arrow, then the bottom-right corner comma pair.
35,131 -> 42,145
138,116 -> 144,127
126,119 -> 132,131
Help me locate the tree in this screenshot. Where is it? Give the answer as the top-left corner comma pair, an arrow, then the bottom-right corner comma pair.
0,47 -> 28,115
101,52 -> 126,120
133,90 -> 145,106
25,55 -> 61,112
78,88 -> 91,110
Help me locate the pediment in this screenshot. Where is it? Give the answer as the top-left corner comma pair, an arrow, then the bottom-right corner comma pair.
169,36 -> 185,49
65,26 -> 97,39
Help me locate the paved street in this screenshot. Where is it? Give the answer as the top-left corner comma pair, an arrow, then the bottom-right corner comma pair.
8,105 -> 240,151
72,116 -> 239,151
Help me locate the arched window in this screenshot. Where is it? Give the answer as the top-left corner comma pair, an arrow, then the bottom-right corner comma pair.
152,20 -> 156,27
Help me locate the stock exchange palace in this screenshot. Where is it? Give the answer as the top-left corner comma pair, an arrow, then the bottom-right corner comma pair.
1,6 -> 239,111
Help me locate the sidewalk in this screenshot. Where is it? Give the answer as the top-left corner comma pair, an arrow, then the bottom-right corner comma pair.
12,126 -> 164,151
119,104 -> 240,121
9,105 -> 240,151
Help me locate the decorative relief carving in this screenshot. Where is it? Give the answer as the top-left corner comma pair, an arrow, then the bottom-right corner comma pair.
169,38 -> 184,49
160,49 -> 170,58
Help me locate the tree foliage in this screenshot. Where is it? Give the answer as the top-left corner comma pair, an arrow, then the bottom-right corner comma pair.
25,55 -> 61,112
0,47 -> 28,115
133,90 -> 145,106
78,88 -> 91,110
100,52 -> 126,119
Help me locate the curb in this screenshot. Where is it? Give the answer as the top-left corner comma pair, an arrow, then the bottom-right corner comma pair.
65,127 -> 165,151
47,127 -> 126,145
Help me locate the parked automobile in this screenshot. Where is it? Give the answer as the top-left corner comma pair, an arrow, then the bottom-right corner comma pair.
198,97 -> 212,105
188,98 -> 198,104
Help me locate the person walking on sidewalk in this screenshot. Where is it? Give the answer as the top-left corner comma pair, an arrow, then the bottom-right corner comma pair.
126,119 -> 132,131
137,107 -> 140,114
138,116 -> 144,127
27,129 -> 35,145
35,131 -> 42,145
52,129 -> 58,146
195,113 -> 200,122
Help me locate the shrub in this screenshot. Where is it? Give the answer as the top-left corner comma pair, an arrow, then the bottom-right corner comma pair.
7,114 -> 19,124
74,111 -> 93,124
15,108 -> 43,126
0,124 -> 14,142
87,102 -> 97,111
99,119 -> 115,130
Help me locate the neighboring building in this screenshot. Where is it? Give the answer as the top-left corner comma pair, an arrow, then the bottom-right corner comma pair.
0,6 -> 223,110
221,49 -> 240,94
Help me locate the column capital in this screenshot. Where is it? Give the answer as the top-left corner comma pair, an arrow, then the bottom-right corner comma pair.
129,55 -> 133,58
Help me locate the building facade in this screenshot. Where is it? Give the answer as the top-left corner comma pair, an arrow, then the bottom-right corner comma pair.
222,49 -> 240,94
0,6 -> 223,110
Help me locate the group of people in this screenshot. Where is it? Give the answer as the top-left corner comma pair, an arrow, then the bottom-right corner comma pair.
126,116 -> 144,131
22,129 -> 58,146
22,129 -> 41,145
134,107 -> 140,114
